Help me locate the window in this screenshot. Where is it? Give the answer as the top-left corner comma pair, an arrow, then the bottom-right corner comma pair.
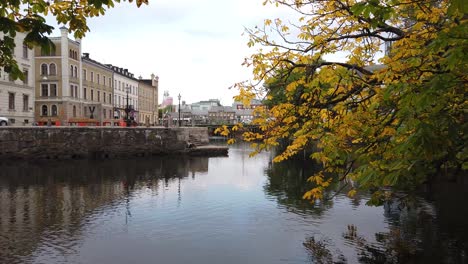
49,64 -> 56,75
104,92 -> 106,103
84,107 -> 87,117
119,81 -> 121,90
51,105 -> 58,116
70,65 -> 74,77
103,109 -> 107,118
109,109 -> 112,119
109,94 -> 112,104
97,91 -> 100,102
91,90 -> 94,101
8,92 -> 15,110
42,105 -> 48,116
109,77 -> 112,87
70,85 -> 74,97
41,64 -> 48,75
84,87 -> 87,99
91,72 -> 94,82
75,86 -> 78,98
41,84 -> 48,96
73,105 -> 77,117
23,44 -> 28,59
97,74 -> 100,84
74,66 -> 77,78
23,95 -> 29,112
83,69 -> 87,80
114,95 -> 117,105
103,76 -> 106,86
69,49 -> 72,58
50,84 -> 57,97
23,69 -> 28,85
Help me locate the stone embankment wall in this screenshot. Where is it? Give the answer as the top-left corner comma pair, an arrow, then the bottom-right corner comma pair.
0,127 -> 210,159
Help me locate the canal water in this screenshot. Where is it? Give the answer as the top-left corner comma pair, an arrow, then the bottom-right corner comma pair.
0,143 -> 467,264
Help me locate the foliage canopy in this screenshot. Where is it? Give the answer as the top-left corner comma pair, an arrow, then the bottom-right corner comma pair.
222,0 -> 467,205
0,0 -> 147,80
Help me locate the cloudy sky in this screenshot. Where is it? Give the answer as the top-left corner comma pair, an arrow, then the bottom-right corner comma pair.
46,0 -> 295,105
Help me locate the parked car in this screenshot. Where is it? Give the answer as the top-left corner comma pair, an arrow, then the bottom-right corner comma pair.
0,117 -> 8,126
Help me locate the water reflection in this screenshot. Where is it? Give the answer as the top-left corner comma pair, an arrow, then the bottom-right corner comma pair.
0,145 -> 467,264
0,157 -> 208,264
265,155 -> 468,264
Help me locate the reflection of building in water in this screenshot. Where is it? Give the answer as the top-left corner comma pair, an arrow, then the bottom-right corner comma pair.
0,156 -> 208,263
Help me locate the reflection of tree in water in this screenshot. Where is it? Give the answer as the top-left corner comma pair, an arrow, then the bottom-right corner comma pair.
263,157 -> 361,216
303,236 -> 347,264
264,153 -> 468,264
304,197 -> 468,264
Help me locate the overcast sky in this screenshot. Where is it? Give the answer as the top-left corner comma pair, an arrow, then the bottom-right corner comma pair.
45,0 -> 296,105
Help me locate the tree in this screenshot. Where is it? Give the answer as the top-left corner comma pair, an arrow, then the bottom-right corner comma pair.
0,0 -> 148,80
224,0 -> 467,205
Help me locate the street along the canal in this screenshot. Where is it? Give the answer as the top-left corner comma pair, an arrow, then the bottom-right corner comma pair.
0,143 -> 467,264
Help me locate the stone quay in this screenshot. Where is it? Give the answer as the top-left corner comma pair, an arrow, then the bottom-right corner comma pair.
0,127 -> 228,160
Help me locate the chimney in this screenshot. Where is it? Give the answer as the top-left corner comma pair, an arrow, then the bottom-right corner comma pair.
151,74 -> 159,87
60,26 -> 68,37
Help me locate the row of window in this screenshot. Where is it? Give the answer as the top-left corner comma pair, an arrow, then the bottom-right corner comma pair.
41,64 -> 112,88
83,87 -> 112,104
69,49 -> 78,60
114,94 -> 138,110
41,82 -> 112,104
41,105 -> 58,116
83,69 -> 111,87
7,92 -> 30,112
41,105 -> 114,119
0,67 -> 30,85
114,80 -> 137,95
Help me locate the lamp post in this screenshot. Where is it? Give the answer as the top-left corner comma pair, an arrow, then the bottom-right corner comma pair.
178,93 -> 181,127
125,85 -> 131,127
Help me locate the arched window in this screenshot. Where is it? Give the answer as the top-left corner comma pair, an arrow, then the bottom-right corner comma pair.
51,105 -> 58,116
69,49 -> 72,58
74,66 -> 77,78
70,65 -> 74,77
73,105 -> 77,117
41,64 -> 48,75
75,51 -> 78,59
49,63 -> 56,75
41,105 -> 48,116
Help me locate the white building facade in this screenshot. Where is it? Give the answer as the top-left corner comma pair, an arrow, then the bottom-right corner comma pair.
0,32 -> 35,125
109,66 -> 139,123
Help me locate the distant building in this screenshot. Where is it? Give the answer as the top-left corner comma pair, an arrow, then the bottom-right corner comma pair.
208,106 -> 236,125
138,74 -> 159,125
191,99 -> 221,111
0,32 -> 35,125
232,99 -> 264,124
161,91 -> 173,108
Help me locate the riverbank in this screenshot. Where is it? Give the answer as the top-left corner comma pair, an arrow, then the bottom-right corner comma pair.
0,127 -> 228,159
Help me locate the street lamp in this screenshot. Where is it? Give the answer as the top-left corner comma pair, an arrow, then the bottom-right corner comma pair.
124,85 -> 131,127
178,93 -> 181,127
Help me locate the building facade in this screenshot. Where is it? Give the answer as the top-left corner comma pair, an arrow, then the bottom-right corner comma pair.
138,74 -> 159,125
109,66 -> 139,124
34,28 -> 119,126
0,32 -> 35,125
34,27 -> 82,125
81,53 -> 114,125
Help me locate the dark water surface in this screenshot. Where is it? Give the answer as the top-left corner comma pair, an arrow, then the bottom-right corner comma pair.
1,144 -> 467,264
